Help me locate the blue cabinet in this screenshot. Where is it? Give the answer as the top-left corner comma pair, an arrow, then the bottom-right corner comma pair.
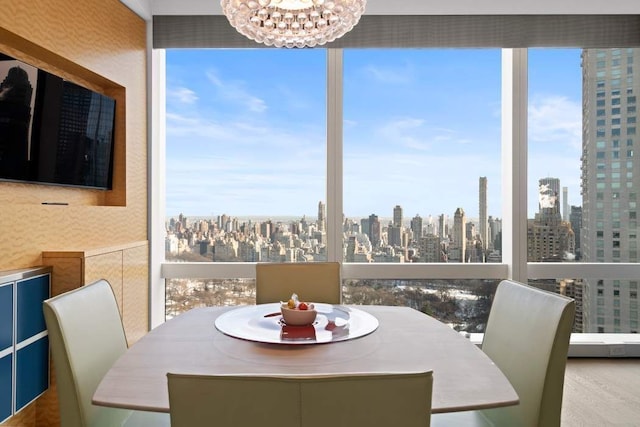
0,266 -> 51,423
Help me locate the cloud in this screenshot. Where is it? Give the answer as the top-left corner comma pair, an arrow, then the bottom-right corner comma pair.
206,69 -> 267,113
363,64 -> 414,84
164,105 -> 327,216
167,87 -> 198,104
165,150 -> 325,217
529,95 -> 581,149
344,118 -> 358,128
377,118 -> 471,151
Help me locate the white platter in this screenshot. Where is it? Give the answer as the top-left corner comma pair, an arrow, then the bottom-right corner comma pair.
214,303 -> 379,345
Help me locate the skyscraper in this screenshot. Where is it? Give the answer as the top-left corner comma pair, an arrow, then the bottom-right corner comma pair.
368,214 -> 381,247
479,176 -> 488,260
451,208 -> 466,263
438,214 -> 447,239
538,177 -> 561,216
570,206 -> 582,261
528,177 -> 575,262
582,48 -> 640,333
317,201 -> 325,232
562,186 -> 569,221
393,205 -> 403,227
410,214 -> 423,242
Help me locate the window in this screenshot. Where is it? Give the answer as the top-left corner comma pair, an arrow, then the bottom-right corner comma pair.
159,47 -> 640,337
164,49 -> 327,264
343,49 -> 501,264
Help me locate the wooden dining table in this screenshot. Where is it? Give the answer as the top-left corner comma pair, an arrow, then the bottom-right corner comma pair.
92,304 -> 519,414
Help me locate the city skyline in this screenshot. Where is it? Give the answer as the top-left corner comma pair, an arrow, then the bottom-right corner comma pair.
165,48 -> 583,219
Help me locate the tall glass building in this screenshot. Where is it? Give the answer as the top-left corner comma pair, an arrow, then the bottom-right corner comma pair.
582,48 -> 640,333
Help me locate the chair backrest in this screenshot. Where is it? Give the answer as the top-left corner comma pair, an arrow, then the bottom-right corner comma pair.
480,279 -> 576,427
43,279 -> 132,427
255,262 -> 342,305
167,371 -> 433,427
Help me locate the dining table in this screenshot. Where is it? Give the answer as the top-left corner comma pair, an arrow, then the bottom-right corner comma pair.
92,304 -> 519,414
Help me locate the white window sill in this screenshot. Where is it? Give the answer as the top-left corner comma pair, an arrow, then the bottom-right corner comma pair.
465,333 -> 640,357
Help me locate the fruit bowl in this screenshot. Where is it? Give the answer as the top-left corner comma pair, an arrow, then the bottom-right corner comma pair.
280,306 -> 317,326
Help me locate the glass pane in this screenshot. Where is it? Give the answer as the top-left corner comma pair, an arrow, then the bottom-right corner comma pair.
344,279 -> 499,333
165,277 -> 501,331
166,278 -> 255,319
529,48 -> 640,333
165,49 -> 327,263
528,49 -> 582,262
343,49 -> 502,263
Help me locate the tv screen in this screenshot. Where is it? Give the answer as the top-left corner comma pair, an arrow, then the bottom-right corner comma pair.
0,53 -> 116,190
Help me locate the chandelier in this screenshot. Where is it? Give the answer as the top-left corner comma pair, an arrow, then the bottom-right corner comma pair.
220,0 -> 366,48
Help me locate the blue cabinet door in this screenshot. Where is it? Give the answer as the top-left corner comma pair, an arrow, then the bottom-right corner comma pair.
15,337 -> 49,411
16,275 -> 49,342
0,284 -> 12,352
0,354 -> 12,423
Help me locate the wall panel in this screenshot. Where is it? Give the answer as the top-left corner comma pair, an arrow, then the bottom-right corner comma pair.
0,0 -> 148,425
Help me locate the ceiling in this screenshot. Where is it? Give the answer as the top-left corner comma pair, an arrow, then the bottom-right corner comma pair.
121,0 -> 640,21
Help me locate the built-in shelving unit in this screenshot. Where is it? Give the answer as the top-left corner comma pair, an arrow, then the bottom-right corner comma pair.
0,266 -> 51,423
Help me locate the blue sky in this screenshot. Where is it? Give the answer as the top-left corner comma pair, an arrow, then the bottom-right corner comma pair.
165,48 -> 582,221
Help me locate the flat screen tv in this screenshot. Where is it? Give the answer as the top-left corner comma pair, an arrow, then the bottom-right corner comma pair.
0,53 -> 116,190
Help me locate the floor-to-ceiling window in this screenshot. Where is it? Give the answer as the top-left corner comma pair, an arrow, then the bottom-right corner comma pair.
163,48 -> 326,316
155,37 -> 640,343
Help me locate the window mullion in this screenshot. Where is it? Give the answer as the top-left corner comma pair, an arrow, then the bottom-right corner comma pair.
502,48 -> 528,282
326,48 -> 343,263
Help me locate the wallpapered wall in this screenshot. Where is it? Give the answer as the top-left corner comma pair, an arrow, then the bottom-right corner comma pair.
0,0 -> 147,425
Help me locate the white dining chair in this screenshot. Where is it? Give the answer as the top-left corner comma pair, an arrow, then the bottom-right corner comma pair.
167,371 -> 433,427
43,279 -> 170,427
432,279 -> 576,427
255,262 -> 342,305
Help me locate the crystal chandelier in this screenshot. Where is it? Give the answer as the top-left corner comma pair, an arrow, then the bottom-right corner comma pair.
220,0 -> 366,48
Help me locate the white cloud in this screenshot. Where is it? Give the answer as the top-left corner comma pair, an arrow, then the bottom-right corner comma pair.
167,87 -> 198,104
364,64 -> 414,84
529,95 -> 581,149
206,69 -> 267,113
377,118 -> 471,151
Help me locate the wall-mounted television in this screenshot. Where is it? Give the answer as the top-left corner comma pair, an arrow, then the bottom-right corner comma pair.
0,53 -> 116,190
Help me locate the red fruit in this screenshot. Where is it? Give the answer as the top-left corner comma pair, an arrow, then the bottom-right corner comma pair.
298,302 -> 308,310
